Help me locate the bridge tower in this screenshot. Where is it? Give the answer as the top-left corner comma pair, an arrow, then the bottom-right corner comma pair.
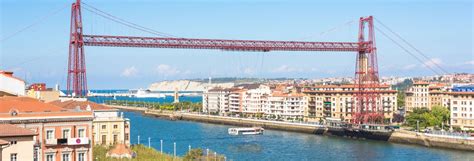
67,0 -> 87,97
353,16 -> 383,124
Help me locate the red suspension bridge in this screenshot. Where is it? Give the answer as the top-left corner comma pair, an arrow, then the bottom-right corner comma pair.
68,0 -> 380,124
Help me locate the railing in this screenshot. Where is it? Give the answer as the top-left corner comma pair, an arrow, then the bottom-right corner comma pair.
45,139 -> 57,145
44,137 -> 90,146
425,131 -> 473,140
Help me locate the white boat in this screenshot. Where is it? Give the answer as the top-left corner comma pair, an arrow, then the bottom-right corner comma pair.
133,89 -> 166,98
228,127 -> 264,135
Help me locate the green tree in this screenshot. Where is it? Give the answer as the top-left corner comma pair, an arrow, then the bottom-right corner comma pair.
430,105 -> 450,128
183,148 -> 203,160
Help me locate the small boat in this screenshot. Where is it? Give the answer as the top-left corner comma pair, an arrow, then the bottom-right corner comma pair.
228,127 -> 264,135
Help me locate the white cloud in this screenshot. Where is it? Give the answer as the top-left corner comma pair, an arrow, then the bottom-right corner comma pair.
464,60 -> 474,65
272,65 -> 299,73
120,66 -> 138,77
243,67 -> 255,75
423,58 -> 443,68
155,64 -> 181,76
402,64 -> 417,70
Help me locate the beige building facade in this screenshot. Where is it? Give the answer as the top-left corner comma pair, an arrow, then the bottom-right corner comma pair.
303,84 -> 397,123
449,92 -> 474,130
51,100 -> 131,146
0,97 -> 94,161
0,124 -> 37,161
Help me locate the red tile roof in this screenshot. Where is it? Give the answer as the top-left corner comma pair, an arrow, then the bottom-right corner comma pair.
0,96 -> 65,113
50,100 -> 116,111
0,124 -> 36,137
107,144 -> 133,155
0,139 -> 9,145
0,96 -> 93,119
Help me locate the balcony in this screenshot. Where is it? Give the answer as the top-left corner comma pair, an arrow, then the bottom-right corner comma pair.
45,139 -> 57,145
45,137 -> 90,146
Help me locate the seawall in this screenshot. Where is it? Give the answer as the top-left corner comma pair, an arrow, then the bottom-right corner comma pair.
389,130 -> 474,151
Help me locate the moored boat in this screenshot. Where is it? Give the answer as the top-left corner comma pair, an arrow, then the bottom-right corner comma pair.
228,127 -> 264,135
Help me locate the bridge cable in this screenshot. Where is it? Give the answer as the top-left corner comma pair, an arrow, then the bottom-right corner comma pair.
374,18 -> 449,74
0,4 -> 69,43
81,2 -> 176,38
375,27 -> 442,75
81,5 -> 173,38
299,20 -> 355,41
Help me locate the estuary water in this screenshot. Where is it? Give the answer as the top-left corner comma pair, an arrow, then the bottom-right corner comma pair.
124,111 -> 474,161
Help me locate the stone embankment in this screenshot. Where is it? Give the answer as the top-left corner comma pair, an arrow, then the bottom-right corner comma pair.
389,130 -> 474,151
110,105 -> 474,151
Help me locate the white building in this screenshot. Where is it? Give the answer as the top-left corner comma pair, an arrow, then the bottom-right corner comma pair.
0,71 -> 25,96
241,84 -> 271,115
202,88 -> 233,115
264,92 -> 307,120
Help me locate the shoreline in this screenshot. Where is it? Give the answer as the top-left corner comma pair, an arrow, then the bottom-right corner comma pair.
111,105 -> 474,151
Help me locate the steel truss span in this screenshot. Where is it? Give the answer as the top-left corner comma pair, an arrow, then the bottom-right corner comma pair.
83,35 -> 364,52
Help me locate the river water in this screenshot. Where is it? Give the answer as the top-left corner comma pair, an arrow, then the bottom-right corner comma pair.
124,111 -> 474,161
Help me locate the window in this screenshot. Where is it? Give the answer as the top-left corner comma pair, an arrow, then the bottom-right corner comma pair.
10,141 -> 17,145
62,129 -> 70,138
78,129 -> 85,138
113,125 -> 118,129
101,125 -> 106,129
11,153 -> 17,161
78,153 -> 85,161
46,130 -> 54,139
125,133 -> 129,141
46,154 -> 54,161
113,135 -> 118,144
62,153 -> 70,161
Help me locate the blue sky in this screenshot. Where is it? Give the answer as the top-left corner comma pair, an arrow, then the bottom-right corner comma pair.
1,0 -> 472,89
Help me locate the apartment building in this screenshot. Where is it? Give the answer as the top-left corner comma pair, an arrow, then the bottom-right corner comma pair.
0,124 -> 37,161
449,85 -> 474,130
303,84 -> 397,123
228,89 -> 245,114
203,84 -> 308,119
263,91 -> 307,120
241,84 -> 271,116
202,88 -> 233,114
405,81 -> 453,112
51,100 -> 131,146
0,96 -> 94,161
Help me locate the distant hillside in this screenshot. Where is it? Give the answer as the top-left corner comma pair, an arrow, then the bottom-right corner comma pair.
190,77 -> 300,83
148,77 -> 305,91
148,80 -> 234,91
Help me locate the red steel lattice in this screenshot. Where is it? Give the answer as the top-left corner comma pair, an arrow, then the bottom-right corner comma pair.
67,0 -> 383,124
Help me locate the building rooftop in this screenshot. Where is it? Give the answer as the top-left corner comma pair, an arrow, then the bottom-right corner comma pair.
0,96 -> 65,113
0,70 -> 24,83
107,144 -> 134,157
0,96 -> 93,120
0,124 -> 37,137
0,139 -> 9,145
50,100 -> 116,111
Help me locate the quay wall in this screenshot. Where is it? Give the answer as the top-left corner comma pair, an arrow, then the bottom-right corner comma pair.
389,130 -> 474,151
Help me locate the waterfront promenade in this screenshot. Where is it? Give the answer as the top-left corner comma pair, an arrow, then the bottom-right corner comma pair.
110,105 -> 474,151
